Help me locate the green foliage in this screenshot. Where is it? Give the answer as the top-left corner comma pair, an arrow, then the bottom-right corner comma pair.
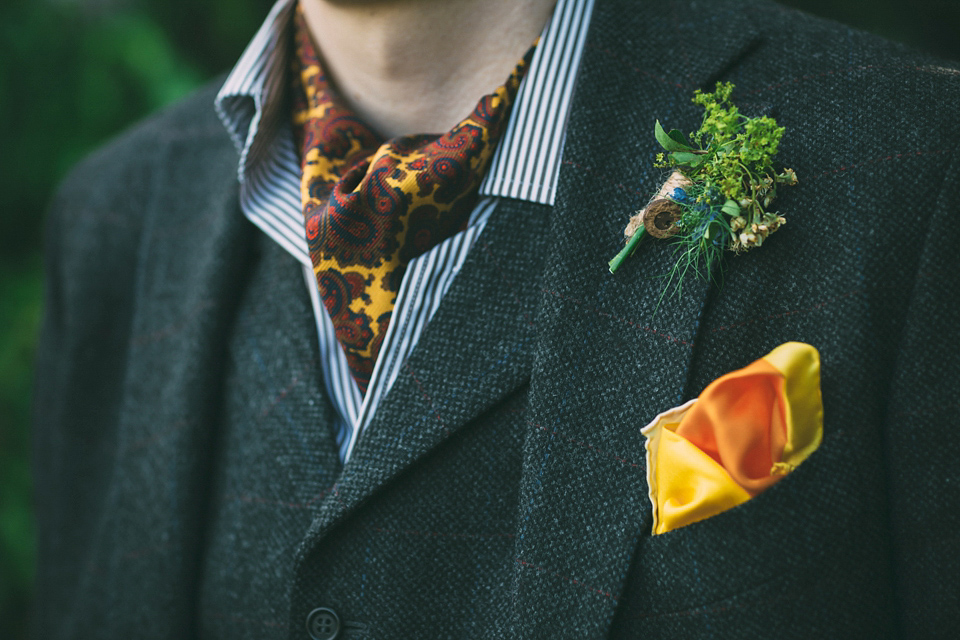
665,81 -> 788,207
654,120 -> 693,152
0,258 -> 43,640
614,83 -> 800,290
648,82 -> 798,296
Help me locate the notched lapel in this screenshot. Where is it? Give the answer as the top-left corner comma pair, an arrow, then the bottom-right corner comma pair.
296,198 -> 553,550
507,1 -> 761,636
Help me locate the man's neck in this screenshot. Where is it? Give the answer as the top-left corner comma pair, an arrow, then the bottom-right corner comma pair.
301,0 -> 557,138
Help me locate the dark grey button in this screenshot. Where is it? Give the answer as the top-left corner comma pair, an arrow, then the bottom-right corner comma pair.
306,607 -> 340,640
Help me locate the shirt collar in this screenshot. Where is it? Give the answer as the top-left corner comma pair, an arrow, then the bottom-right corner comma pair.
215,0 -> 295,184
215,0 -> 595,206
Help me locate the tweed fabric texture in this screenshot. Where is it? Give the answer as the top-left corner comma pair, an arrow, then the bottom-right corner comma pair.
33,91 -> 255,638
196,232 -> 343,635
34,0 -> 960,638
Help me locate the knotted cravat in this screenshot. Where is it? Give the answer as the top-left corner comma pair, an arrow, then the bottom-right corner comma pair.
290,7 -> 532,394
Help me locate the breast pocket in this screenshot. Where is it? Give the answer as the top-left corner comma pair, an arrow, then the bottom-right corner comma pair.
611,427 -> 898,639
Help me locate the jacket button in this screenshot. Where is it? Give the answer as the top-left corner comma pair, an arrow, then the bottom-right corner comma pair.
306,607 -> 341,640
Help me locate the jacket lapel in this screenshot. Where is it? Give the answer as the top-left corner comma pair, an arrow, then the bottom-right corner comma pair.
507,0 -> 761,636
292,0 -> 761,625
298,196 -> 553,544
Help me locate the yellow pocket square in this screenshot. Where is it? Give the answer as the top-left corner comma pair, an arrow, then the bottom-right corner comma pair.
641,342 -> 824,535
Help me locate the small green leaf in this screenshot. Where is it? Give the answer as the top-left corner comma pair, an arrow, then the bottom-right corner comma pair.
670,151 -> 709,169
689,153 -> 710,169
655,120 -> 694,152
668,129 -> 691,149
704,219 -> 727,243
721,199 -> 741,218
670,151 -> 701,165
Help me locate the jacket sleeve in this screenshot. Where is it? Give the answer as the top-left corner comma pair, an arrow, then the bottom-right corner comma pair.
31,135 -> 149,638
883,146 -> 960,637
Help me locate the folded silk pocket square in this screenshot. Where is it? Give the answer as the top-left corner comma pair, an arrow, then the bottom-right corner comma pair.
641,342 -> 824,535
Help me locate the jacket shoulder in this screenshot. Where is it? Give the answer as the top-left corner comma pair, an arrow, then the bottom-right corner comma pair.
694,0 -> 960,236
729,0 -> 960,136
42,77 -> 239,343
49,76 -> 235,232
46,77 -> 236,277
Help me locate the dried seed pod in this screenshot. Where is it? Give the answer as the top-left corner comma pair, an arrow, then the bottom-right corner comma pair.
643,199 -> 683,239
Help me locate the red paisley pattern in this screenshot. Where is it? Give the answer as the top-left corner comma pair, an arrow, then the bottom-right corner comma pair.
290,5 -> 532,393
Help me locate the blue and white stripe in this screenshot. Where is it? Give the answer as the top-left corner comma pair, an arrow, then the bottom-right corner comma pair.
479,0 -> 596,205
216,0 -> 594,462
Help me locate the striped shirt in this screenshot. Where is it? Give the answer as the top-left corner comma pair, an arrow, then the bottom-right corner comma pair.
215,0 -> 595,463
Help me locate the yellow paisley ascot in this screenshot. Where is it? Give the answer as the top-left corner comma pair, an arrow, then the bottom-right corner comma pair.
290,6 -> 532,393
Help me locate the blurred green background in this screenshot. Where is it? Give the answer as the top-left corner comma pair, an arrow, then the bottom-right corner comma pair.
1,0 -> 958,637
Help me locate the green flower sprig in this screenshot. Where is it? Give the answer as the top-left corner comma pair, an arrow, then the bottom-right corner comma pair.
608,82 -> 798,293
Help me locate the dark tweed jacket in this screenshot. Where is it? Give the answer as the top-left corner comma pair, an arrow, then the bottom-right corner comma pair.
34,0 -> 960,638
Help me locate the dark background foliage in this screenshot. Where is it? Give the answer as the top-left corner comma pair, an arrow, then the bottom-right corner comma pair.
1,0 -> 957,637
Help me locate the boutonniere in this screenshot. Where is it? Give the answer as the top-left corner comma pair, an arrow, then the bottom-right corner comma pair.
608,82 -> 798,293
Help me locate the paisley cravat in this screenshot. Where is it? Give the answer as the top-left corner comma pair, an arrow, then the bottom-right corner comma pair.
290,7 -> 532,394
